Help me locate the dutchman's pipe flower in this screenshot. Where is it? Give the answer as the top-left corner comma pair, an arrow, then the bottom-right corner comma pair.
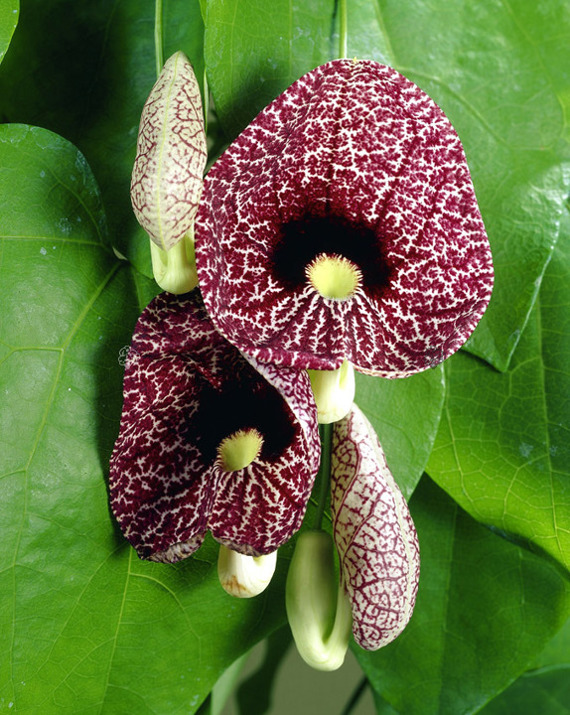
131,52 -> 207,294
195,59 -> 493,383
109,292 -> 320,563
114,55 -> 492,643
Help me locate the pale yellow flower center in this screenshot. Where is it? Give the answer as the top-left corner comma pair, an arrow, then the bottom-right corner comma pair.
217,428 -> 264,472
306,253 -> 362,300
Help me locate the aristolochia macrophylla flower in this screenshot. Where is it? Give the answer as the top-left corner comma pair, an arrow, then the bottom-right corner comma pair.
109,292 -> 320,563
195,59 -> 494,377
131,52 -> 207,293
331,404 -> 420,650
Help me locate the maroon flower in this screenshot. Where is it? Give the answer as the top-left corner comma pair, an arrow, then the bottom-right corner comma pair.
109,292 -> 320,563
331,404 -> 420,650
195,59 -> 493,377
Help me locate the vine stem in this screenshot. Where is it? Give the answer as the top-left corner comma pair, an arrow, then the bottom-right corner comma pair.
339,0 -> 348,59
154,0 -> 164,77
341,676 -> 369,715
313,423 -> 333,530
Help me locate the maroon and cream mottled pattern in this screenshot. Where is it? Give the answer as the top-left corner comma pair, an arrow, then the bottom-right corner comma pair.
109,292 -> 320,563
331,404 -> 420,650
131,52 -> 207,251
195,59 -> 493,377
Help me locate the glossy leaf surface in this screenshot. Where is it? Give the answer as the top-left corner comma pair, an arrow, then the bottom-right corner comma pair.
203,0 -> 332,139
0,0 -> 205,277
356,367 -> 444,500
0,125 -> 285,712
427,219 -> 570,572
0,0 -> 18,64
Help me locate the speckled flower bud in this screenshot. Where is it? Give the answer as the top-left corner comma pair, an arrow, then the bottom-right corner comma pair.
131,52 -> 207,293
332,405 -> 420,650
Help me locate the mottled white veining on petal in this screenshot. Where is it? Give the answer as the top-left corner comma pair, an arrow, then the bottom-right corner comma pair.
131,52 -> 207,252
331,404 -> 420,650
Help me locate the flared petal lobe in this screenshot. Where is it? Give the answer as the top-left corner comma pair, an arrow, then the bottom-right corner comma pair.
109,292 -> 320,563
331,404 -> 420,650
196,59 -> 493,377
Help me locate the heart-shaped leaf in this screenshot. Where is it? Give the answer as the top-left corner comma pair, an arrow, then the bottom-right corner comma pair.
427,215 -> 570,572
0,124 -> 284,712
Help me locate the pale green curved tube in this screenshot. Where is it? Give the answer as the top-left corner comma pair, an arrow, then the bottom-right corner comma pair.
285,530 -> 352,671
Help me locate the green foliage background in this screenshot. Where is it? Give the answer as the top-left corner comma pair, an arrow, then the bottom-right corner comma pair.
0,1 -> 568,713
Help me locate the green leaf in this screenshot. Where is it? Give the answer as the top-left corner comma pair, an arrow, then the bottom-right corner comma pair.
480,606 -> 570,714
355,366 -> 445,500
344,0 -> 392,65
427,212 -> 570,572
0,0 -> 205,278
352,0 -> 570,371
477,666 -> 570,715
371,689 -> 399,715
203,0 -> 333,139
533,615 -> 570,669
0,0 -> 18,65
0,125 -> 284,713
355,476 -> 570,715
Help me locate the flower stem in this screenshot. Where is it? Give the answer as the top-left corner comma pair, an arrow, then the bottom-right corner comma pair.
313,422 -> 333,530
339,0 -> 348,59
154,0 -> 164,77
341,676 -> 369,715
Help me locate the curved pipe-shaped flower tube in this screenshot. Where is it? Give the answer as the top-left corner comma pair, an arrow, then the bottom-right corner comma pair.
285,531 -> 352,671
109,292 -> 320,562
131,52 -> 207,293
331,404 -> 420,650
195,59 -> 493,377
308,359 -> 355,424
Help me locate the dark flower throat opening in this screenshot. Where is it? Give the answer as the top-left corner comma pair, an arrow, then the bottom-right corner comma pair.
270,214 -> 392,300
192,375 -> 297,465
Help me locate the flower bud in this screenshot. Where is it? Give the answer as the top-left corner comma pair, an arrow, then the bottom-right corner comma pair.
217,545 -> 277,598
131,51 -> 207,294
285,530 -> 352,671
332,405 -> 420,650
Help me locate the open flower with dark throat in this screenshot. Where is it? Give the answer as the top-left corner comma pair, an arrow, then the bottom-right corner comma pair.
195,59 -> 493,377
109,292 -> 320,563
